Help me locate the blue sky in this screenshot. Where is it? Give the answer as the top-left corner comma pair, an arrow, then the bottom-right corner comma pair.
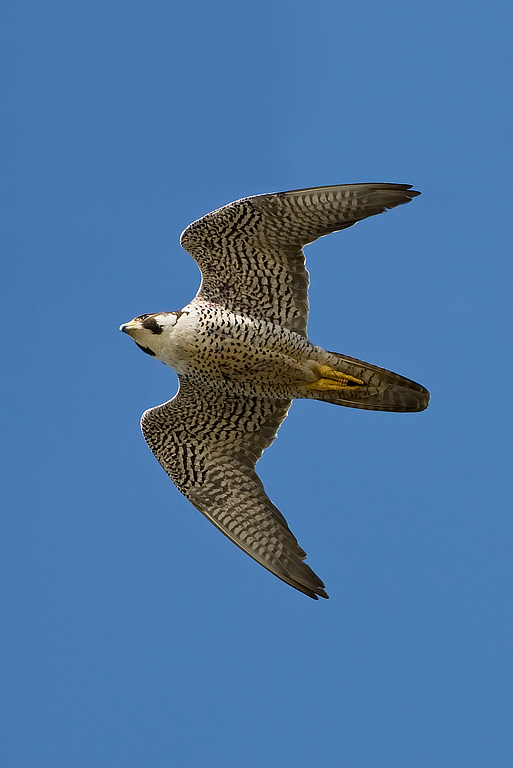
2,1 -> 512,765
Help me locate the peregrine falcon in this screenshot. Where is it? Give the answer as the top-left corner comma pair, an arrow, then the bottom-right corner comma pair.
120,183 -> 429,599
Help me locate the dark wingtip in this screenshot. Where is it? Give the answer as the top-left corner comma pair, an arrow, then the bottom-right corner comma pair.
301,587 -> 329,600
288,575 -> 329,600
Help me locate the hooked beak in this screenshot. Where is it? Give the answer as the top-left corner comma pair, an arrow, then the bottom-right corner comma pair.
119,321 -> 138,336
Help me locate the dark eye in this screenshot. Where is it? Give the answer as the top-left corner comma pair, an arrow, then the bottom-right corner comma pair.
141,316 -> 164,335
137,314 -> 150,321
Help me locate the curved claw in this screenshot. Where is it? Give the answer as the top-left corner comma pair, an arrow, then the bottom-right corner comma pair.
306,366 -> 364,391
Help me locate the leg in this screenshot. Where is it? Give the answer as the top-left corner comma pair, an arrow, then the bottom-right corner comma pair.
306,365 -> 364,392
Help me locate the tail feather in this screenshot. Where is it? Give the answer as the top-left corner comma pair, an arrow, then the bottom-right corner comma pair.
305,351 -> 430,412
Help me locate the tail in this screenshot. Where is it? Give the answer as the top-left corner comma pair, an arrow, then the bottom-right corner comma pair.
305,351 -> 430,412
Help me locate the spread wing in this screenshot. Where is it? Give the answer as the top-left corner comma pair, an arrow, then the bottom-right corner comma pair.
180,183 -> 420,336
141,380 -> 328,599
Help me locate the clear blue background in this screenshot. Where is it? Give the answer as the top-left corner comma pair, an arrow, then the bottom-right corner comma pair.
2,2 -> 512,766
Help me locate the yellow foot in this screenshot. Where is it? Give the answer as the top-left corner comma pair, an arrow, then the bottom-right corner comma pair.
306,365 -> 364,392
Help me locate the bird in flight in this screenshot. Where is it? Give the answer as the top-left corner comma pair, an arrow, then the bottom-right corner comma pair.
120,183 -> 429,599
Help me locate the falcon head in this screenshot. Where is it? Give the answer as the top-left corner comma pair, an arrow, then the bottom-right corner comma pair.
119,312 -> 181,358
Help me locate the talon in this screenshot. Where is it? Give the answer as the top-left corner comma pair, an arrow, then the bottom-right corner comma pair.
306,366 -> 365,392
317,365 -> 364,385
